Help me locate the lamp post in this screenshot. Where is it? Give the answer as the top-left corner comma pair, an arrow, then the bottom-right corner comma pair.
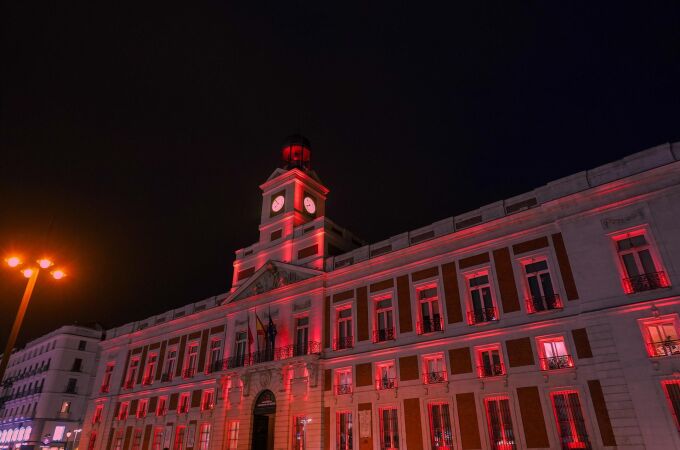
0,256 -> 66,385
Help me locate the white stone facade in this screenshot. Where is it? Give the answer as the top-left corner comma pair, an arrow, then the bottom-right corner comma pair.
0,325 -> 104,449
81,141 -> 680,450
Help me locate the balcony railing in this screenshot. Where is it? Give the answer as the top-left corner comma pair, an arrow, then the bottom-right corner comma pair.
123,379 -> 134,389
335,384 -> 353,395
373,328 -> 396,343
648,339 -> 680,357
467,307 -> 498,325
376,377 -> 397,390
526,294 -> 563,314
160,372 -> 173,382
142,376 -> 153,386
333,336 -> 354,351
99,385 -> 110,394
624,271 -> 670,293
540,355 -> 574,370
206,359 -> 222,374
183,368 -> 197,379
64,386 -> 78,394
220,341 -> 322,370
423,371 -> 447,384
417,317 -> 444,334
477,363 -> 505,378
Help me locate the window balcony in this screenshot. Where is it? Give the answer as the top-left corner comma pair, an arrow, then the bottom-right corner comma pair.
333,336 -> 354,351
526,294 -> 563,314
183,368 -> 197,379
142,376 -> 153,386
373,328 -> 396,343
335,383 -> 353,395
223,341 -> 322,370
417,317 -> 444,335
376,377 -> 396,390
423,371 -> 447,384
206,359 -> 222,374
540,355 -> 574,370
467,307 -> 498,325
648,339 -> 680,357
624,271 -> 670,293
123,379 -> 134,390
477,362 -> 505,378
160,372 -> 173,382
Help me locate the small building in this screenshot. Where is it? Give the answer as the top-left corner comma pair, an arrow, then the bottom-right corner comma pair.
81,138 -> 680,449
0,324 -> 104,450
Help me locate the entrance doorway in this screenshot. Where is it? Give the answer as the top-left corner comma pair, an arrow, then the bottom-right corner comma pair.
251,390 -> 276,450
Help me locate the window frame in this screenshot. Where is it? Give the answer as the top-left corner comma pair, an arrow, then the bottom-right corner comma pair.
428,401 -> 454,450
463,267 -> 500,325
609,226 -> 669,294
177,392 -> 190,414
335,367 -> 353,395
334,304 -> 354,351
336,410 -> 353,450
372,291 -> 397,343
415,281 -> 444,334
475,344 -> 506,378
536,335 -> 574,371
484,394 -> 517,450
422,353 -> 447,384
375,360 -> 397,390
639,314 -> 680,358
378,406 -> 401,450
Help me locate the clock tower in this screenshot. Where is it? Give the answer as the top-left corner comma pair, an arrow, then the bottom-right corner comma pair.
230,135 -> 364,291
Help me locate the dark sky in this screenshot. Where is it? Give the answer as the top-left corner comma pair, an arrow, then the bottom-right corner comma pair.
1,2 -> 679,348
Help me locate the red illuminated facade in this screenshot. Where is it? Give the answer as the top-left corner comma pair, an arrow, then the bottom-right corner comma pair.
80,140 -> 680,449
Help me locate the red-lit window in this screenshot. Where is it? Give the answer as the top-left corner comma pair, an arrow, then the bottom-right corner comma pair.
143,354 -> 157,385
295,317 -> 310,356
428,402 -> 453,449
417,285 -> 443,334
226,421 -> 239,450
173,426 -> 186,450
118,402 -> 129,420
178,393 -> 190,414
641,316 -> 680,357
537,336 -> 574,370
151,428 -> 163,450
163,347 -> 177,381
206,339 -> 222,373
374,295 -> 396,342
466,272 -> 498,325
198,424 -> 211,450
485,396 -> 517,450
100,363 -> 114,393
125,358 -> 139,389
184,343 -> 199,378
335,368 -> 353,395
662,381 -> 680,430
335,307 -> 354,350
233,332 -> 247,367
476,346 -> 505,378
376,362 -> 397,390
201,390 -> 215,410
292,416 -> 308,450
156,396 -> 167,416
522,259 -> 562,313
379,407 -> 400,450
337,411 -> 353,450
92,404 -> 103,424
136,399 -> 148,418
86,432 -> 97,450
550,390 -> 591,449
613,230 -> 669,293
131,428 -> 142,450
423,354 -> 447,384
112,431 -> 123,450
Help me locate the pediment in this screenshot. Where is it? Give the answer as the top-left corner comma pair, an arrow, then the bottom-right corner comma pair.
226,261 -> 322,303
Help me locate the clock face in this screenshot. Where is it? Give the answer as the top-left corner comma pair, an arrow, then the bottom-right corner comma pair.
271,195 -> 285,212
303,196 -> 316,214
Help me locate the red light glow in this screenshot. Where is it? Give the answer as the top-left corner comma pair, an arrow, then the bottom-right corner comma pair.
6,256 -> 21,268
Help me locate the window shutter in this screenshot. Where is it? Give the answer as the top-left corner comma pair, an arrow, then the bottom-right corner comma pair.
357,287 -> 369,342
441,262 -> 463,323
456,393 -> 482,449
355,363 -> 372,387
399,356 -> 419,381
397,275 -> 413,333
324,369 -> 332,391
516,386 -> 550,448
572,328 -> 593,359
505,337 -> 535,367
588,379 -> 616,446
404,398 -> 424,450
191,390 -> 202,408
552,232 -> 579,300
449,347 -> 472,374
324,296 -> 331,349
493,247 -> 521,313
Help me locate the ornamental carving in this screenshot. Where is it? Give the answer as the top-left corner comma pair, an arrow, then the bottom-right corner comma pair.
232,262 -> 318,301
600,208 -> 645,230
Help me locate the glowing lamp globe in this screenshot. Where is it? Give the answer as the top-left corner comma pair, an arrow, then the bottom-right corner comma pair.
6,257 -> 21,268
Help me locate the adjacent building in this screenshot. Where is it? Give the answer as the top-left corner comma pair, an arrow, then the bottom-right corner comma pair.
0,324 -> 104,450
81,138 -> 680,450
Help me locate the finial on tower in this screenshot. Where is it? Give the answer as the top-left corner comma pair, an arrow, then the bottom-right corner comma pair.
281,134 -> 311,171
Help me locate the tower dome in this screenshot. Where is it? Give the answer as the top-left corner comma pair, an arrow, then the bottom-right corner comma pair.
281,134 -> 311,170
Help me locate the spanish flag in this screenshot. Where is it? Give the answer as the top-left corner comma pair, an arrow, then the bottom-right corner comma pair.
255,311 -> 266,351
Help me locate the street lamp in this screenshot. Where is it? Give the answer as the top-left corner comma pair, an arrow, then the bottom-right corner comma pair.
0,256 -> 66,384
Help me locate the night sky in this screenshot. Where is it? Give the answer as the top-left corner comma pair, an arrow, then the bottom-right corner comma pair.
1,2 -> 679,348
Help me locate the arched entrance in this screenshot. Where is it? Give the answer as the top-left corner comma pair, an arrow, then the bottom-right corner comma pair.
251,390 -> 276,450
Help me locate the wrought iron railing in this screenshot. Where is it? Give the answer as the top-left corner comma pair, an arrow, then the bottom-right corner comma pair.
219,341 -> 321,370
623,271 -> 670,293
376,377 -> 397,390
336,383 -> 353,395
183,367 -> 197,379
142,376 -> 153,386
423,371 -> 447,384
160,372 -> 173,382
477,363 -> 505,378
648,339 -> 680,357
540,355 -> 574,370
333,336 -> 354,351
526,294 -> 563,314
123,379 -> 134,389
468,307 -> 498,325
373,328 -> 396,343
417,317 -> 444,334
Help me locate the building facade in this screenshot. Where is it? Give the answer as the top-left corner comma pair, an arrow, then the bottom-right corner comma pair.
82,139 -> 680,450
0,325 -> 104,450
